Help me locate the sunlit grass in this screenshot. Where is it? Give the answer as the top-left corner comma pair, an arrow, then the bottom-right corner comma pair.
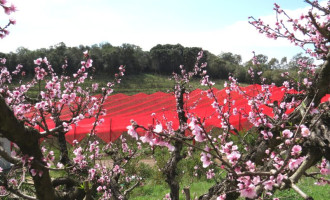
129,180 -> 214,200
13,73 -> 232,97
94,73 -> 228,95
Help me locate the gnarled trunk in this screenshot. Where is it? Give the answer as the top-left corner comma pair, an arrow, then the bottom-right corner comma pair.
0,95 -> 56,200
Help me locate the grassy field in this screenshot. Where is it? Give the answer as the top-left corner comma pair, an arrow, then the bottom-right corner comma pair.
97,73 -> 228,95
129,180 -> 214,200
128,174 -> 330,200
13,73 -> 228,97
127,167 -> 330,200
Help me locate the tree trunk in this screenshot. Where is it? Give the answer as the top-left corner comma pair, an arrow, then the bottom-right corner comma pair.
164,140 -> 183,200
163,86 -> 188,200
58,130 -> 71,165
0,96 -> 57,200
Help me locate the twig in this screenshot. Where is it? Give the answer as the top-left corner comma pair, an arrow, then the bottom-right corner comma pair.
124,179 -> 141,196
6,187 -> 37,200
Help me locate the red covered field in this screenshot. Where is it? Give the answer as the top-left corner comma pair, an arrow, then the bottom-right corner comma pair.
34,85 -> 330,144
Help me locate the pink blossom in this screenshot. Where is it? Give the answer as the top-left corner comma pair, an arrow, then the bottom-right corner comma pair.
30,169 -> 37,176
319,159 -> 330,175
261,130 -> 273,140
232,107 -> 238,115
201,147 -> 212,168
86,59 -> 93,68
276,173 -> 287,184
57,163 -> 64,169
238,183 -> 257,199
43,57 -> 49,65
92,83 -> 98,91
89,168 -> 96,180
263,176 -> 275,190
206,169 -> 215,179
291,145 -> 302,156
320,168 -> 329,175
34,58 -> 42,65
9,4 -> 16,12
288,157 -> 305,170
38,170 -> 43,177
265,149 -> 270,155
97,186 -> 103,192
140,131 -> 153,144
301,127 -> 310,137
163,193 -> 171,200
252,176 -> 260,185
227,151 -> 241,165
113,165 -> 121,174
246,160 -> 255,172
189,119 -> 205,142
62,122 -> 72,132
201,152 -> 212,168
154,124 -> 163,133
165,143 -> 175,151
216,194 -> 226,200
8,178 -> 17,187
282,129 -> 293,138
283,81 -> 290,88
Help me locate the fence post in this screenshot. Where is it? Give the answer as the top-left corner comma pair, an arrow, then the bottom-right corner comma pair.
109,118 -> 112,142
74,124 -> 76,141
239,112 -> 242,131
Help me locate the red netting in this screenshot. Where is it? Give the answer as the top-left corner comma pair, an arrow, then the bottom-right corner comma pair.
27,85 -> 329,144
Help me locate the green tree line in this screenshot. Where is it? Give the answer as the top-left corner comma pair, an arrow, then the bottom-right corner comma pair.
0,42 -> 314,85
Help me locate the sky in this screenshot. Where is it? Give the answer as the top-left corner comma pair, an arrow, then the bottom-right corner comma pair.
0,0 -> 325,62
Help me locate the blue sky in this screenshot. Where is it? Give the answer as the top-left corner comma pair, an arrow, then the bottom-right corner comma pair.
0,0 -> 324,62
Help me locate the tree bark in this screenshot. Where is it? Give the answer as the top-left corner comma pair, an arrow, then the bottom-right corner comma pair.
163,86 -> 187,200
0,95 -> 56,200
57,130 -> 71,165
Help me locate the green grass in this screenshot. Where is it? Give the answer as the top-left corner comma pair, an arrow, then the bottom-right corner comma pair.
128,176 -> 330,200
11,73 -> 230,97
96,73 -> 228,95
129,180 -> 214,200
271,175 -> 330,200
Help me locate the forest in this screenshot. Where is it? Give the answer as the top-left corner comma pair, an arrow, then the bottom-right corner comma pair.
0,42 -> 314,85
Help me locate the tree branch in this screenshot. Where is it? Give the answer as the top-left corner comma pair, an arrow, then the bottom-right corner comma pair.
124,179 -> 141,196
6,187 -> 37,200
291,183 -> 313,200
0,145 -> 20,164
305,0 -> 330,14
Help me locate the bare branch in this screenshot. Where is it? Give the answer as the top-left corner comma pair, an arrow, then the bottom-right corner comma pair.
39,125 -> 64,137
0,145 -> 20,164
291,183 -> 313,200
123,179 -> 141,196
305,0 -> 330,14
6,187 -> 37,200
